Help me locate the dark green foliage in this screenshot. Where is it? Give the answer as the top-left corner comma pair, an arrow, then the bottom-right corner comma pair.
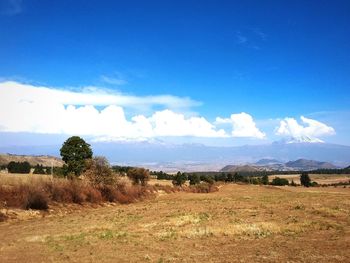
60,136 -> 93,177
152,171 -> 174,180
33,164 -> 45,174
290,179 -> 297,186
261,174 -> 269,185
215,173 -> 228,182
271,177 -> 289,186
200,175 -> 215,185
45,167 -> 52,175
172,172 -> 188,186
112,165 -> 135,174
7,161 -> 31,173
300,172 -> 311,187
310,181 -> 319,187
52,167 -> 64,177
188,173 -> 201,185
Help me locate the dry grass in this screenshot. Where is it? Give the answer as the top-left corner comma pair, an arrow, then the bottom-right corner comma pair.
0,173 -> 153,209
0,184 -> 349,262
270,173 -> 350,185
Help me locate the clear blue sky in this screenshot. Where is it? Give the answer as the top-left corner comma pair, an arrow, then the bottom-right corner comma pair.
1,0 -> 350,145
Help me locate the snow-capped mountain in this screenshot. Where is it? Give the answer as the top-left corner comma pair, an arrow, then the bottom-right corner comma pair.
279,136 -> 324,144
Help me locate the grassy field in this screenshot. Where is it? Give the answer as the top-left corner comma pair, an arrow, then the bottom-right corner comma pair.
0,183 -> 349,262
270,174 -> 350,185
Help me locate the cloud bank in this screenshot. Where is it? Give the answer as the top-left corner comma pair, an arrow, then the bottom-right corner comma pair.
275,116 -> 335,142
0,81 -> 336,143
216,112 -> 266,139
0,81 -> 227,140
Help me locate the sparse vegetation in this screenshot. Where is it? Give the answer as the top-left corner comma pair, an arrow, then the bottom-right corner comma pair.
0,183 -> 349,262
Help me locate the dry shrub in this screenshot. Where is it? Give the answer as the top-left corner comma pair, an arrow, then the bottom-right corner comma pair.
46,180 -> 74,203
99,181 -> 150,204
187,183 -> 219,193
0,211 -> 7,222
24,187 -> 49,210
0,184 -> 49,210
99,185 -> 119,202
153,184 -> 179,194
85,187 -> 103,203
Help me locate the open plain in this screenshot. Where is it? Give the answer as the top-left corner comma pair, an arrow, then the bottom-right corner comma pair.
1,183 -> 349,263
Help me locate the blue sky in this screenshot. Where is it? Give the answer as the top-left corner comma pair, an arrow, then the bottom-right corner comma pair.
0,0 -> 350,146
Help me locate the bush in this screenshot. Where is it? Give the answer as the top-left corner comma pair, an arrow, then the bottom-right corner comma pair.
261,174 -> 269,185
271,177 -> 289,186
83,156 -> 117,187
7,161 -> 31,174
0,211 -> 7,222
188,174 -> 201,185
33,164 -> 46,174
25,188 -> 49,210
300,172 -> 311,187
200,175 -> 215,185
127,168 -> 150,186
188,182 -> 218,193
172,172 -> 187,186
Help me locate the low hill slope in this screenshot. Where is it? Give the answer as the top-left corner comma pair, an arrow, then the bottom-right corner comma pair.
0,154 -> 64,167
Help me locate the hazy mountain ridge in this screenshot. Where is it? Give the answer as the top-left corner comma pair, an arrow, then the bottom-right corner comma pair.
0,154 -> 64,167
1,140 -> 350,172
221,158 -> 337,172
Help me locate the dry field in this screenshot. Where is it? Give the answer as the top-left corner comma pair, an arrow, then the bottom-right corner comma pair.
270,174 -> 350,185
0,183 -> 350,263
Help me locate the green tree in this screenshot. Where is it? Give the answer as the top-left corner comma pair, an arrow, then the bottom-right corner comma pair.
60,136 -> 93,177
261,174 -> 269,185
33,164 -> 45,174
188,173 -> 200,185
7,161 -> 31,173
172,171 -> 187,186
300,172 -> 311,187
271,177 -> 289,186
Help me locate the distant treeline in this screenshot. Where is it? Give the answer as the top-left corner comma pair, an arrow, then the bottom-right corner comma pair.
7,161 -> 31,174
111,165 -> 135,174
150,169 -> 350,187
3,161 -> 53,174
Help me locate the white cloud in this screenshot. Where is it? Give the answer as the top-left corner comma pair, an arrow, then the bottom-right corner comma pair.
100,75 -> 127,86
0,81 -> 199,110
0,81 -> 226,140
216,112 -> 265,139
275,116 -> 335,141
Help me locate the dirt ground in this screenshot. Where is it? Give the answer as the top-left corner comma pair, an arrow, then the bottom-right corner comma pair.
0,184 -> 349,263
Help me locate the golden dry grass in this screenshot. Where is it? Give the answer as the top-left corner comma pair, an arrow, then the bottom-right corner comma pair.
270,174 -> 350,184
0,184 -> 350,262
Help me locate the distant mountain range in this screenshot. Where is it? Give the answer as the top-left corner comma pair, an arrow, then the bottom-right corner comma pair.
0,140 -> 349,172
221,158 -> 337,172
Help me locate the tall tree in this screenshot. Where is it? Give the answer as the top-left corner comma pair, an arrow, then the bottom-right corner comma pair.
60,136 -> 93,177
300,172 -> 311,187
